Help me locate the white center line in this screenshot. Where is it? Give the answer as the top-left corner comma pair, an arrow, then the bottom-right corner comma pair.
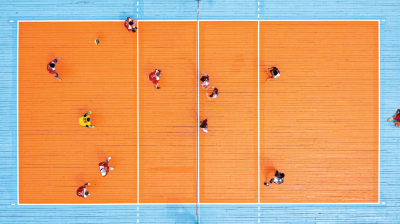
137,20 -> 140,204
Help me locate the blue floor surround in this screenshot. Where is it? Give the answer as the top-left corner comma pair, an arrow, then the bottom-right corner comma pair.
1,0 -> 399,223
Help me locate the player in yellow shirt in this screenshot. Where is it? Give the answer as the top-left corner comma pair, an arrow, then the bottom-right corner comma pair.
79,111 -> 94,128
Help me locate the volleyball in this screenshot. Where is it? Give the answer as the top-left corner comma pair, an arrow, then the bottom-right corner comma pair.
94,39 -> 100,45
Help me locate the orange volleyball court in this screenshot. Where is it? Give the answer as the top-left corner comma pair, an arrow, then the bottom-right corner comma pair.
18,21 -> 379,204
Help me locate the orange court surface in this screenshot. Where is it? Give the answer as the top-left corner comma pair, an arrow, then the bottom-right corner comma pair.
18,21 -> 379,204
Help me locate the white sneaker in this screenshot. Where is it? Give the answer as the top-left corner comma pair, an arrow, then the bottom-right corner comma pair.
109,167 -> 114,170
108,157 -> 111,161
87,183 -> 90,186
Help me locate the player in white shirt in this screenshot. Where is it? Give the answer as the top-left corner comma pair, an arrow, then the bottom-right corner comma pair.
264,170 -> 285,186
99,157 -> 114,177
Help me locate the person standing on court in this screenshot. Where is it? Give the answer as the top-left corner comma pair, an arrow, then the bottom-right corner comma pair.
76,183 -> 90,198
47,58 -> 62,81
79,111 -> 95,128
264,170 -> 285,186
266,67 -> 280,81
200,71 -> 210,88
200,119 -> 208,133
206,85 -> 218,100
99,157 -> 114,177
387,109 -> 400,128
149,69 -> 162,89
124,17 -> 138,33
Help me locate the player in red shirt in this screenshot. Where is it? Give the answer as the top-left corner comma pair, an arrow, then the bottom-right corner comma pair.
99,157 -> 114,177
388,109 -> 400,128
124,17 -> 138,33
47,58 -> 62,81
206,85 -> 218,100
200,119 -> 208,133
266,67 -> 280,81
149,69 -> 162,89
76,183 -> 90,198
200,71 -> 210,88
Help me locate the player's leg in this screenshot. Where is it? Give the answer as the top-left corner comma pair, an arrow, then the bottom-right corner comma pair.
54,73 -> 62,81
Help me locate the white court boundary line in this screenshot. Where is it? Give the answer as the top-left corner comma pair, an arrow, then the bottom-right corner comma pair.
17,21 -> 19,205
15,20 -> 381,205
18,202 -> 380,205
378,20 -> 381,204
17,20 -> 381,22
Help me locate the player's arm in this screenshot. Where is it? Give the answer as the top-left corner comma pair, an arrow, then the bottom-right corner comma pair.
83,111 -> 92,117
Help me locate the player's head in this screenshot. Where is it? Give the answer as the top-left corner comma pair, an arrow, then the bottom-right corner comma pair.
213,88 -> 219,95
273,70 -> 279,76
156,70 -> 162,77
129,21 -> 134,26
87,118 -> 91,122
100,168 -> 106,173
49,63 -> 55,68
200,76 -> 207,82
85,191 -> 90,196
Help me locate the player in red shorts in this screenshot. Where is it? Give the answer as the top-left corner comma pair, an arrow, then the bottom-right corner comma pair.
266,67 -> 280,81
76,183 -> 90,198
124,17 -> 138,33
99,157 -> 114,177
387,109 -> 400,128
206,85 -> 218,100
149,69 -> 162,89
47,58 -> 62,81
200,119 -> 208,133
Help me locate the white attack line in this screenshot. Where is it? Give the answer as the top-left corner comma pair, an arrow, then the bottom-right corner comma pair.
197,19 -> 200,205
257,20 -> 260,204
